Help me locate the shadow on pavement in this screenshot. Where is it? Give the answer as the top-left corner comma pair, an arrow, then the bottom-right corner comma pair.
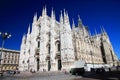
81,71 -> 120,80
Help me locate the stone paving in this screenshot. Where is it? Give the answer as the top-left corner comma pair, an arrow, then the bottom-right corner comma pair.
0,71 -> 120,80
0,71 -> 82,80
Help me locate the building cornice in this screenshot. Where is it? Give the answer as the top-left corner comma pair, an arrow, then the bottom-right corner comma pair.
0,48 -> 20,53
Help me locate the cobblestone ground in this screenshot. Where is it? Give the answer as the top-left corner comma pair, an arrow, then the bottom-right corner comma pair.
0,71 -> 82,80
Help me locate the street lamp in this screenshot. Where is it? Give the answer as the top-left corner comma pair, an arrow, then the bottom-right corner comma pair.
0,32 -> 11,71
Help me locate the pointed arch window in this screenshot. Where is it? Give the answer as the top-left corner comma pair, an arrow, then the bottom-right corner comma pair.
57,43 -> 60,51
55,41 -> 60,52
38,41 -> 40,48
47,44 -> 50,54
48,44 -> 50,54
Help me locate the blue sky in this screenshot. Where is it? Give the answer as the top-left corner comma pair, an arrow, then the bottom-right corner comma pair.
0,0 -> 120,59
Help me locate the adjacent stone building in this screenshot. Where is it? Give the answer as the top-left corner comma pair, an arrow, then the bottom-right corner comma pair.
19,7 -> 118,71
0,48 -> 20,71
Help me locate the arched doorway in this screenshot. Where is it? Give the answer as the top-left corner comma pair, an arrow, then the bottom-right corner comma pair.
37,58 -> 39,71
48,60 -> 51,71
46,44 -> 51,71
58,60 -> 62,70
55,41 -> 62,70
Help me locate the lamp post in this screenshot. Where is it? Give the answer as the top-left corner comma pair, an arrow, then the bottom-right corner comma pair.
0,32 -> 11,71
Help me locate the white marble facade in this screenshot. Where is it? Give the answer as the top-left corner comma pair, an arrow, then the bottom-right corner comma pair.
19,7 -> 118,71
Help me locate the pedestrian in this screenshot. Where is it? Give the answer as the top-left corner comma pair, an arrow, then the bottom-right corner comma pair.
64,69 -> 67,74
30,69 -> 33,73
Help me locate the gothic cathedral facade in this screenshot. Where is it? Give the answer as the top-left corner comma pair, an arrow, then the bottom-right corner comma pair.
19,7 -> 118,71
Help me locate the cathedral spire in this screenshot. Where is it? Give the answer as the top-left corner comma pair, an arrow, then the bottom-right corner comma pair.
54,11 -> 56,19
21,34 -> 26,45
42,6 -> 47,16
60,10 -> 64,33
78,15 -> 83,28
66,11 -> 70,25
22,34 -> 26,41
63,9 -> 71,31
44,6 -> 47,15
63,9 -> 67,24
60,10 -> 63,24
95,28 -> 97,35
27,24 -> 30,34
51,8 -> 55,30
51,8 -> 55,20
94,28 -> 98,39
89,30 -> 92,36
33,12 -> 37,23
102,26 -> 106,33
78,15 -> 82,22
100,26 -> 106,34
100,26 -> 103,33
72,19 -> 75,30
51,8 -> 54,18
42,7 -> 45,16
63,9 -> 69,24
102,26 -> 108,36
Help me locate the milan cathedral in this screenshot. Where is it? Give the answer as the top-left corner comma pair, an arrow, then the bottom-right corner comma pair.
19,7 -> 118,71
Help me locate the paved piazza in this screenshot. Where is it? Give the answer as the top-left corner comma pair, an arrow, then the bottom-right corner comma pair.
0,71 -> 82,80
1,71 -> 120,80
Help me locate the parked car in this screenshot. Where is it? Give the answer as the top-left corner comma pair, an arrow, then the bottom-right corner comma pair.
95,68 -> 105,74
90,67 -> 107,74
6,70 -> 16,74
70,67 -> 85,76
16,70 -> 20,74
10,70 -> 15,74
